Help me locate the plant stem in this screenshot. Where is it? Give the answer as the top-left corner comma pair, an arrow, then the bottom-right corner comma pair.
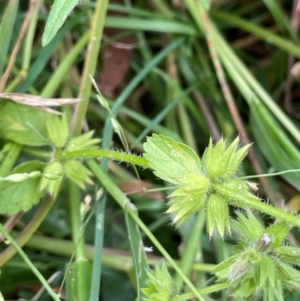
71,0 -> 109,135
67,0 -> 109,299
41,32 -> 89,98
0,224 -> 61,301
177,282 -> 230,301
214,183 -> 300,227
68,181 -> 87,260
56,149 -> 149,168
60,147 -> 300,228
88,37 -> 184,301
175,212 -> 206,290
87,159 -> 206,301
0,143 -> 22,176
0,196 -> 56,266
15,231 -> 215,273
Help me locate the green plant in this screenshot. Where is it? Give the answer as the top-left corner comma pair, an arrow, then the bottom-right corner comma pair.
1,0 -> 300,301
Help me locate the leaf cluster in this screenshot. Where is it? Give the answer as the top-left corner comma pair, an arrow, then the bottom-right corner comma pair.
0,109 -> 100,214
144,134 -> 252,237
215,210 -> 300,301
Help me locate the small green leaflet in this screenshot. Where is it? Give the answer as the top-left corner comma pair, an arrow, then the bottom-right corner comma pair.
42,0 -> 80,47
143,134 -> 201,185
0,161 -> 45,215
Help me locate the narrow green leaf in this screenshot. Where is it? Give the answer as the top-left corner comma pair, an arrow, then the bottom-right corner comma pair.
0,0 -> 19,76
124,203 -> 149,300
66,260 -> 92,301
18,15 -> 83,93
42,0 -> 80,47
250,101 -> 300,190
104,17 -> 197,35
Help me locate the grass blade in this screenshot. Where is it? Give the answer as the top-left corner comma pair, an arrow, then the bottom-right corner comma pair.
0,1 -> 19,77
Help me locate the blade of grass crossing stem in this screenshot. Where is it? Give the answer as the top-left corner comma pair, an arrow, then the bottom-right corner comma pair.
87,159 -> 205,301
250,101 -> 300,190
124,204 -> 148,300
134,82 -> 200,145
107,3 -> 168,19
111,38 -> 184,116
0,143 -> 22,176
5,0 -> 41,93
250,105 -> 300,168
90,38 -> 185,300
218,52 -> 300,188
103,101 -> 182,141
41,32 -> 89,98
0,224 -> 61,301
211,11 -> 300,57
253,102 -> 300,160
136,33 -> 165,103
104,17 -> 197,35
250,101 -> 300,164
66,181 -> 91,300
211,24 -> 300,142
17,14 -> 85,93
185,0 -> 300,142
261,0 -> 299,42
0,0 -> 19,77
175,212 -> 206,290
66,258 -> 92,301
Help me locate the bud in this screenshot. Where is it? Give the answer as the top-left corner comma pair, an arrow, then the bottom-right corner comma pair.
256,233 -> 272,252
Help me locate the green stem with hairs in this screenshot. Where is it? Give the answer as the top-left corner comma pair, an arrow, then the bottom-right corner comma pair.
214,183 -> 300,227
58,147 -> 300,228
56,149 -> 149,168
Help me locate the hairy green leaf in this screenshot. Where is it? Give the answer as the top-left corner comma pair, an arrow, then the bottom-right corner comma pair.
143,134 -> 201,184
42,0 -> 80,47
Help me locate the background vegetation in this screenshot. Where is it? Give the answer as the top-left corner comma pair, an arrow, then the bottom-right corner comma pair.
1,0 -> 300,300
